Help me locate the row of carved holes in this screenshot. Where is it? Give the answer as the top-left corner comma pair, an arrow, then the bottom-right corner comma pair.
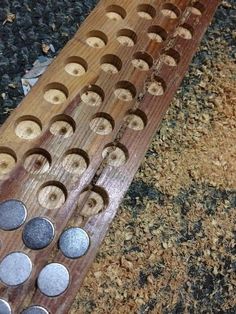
0,2 -> 205,304
0,21 -> 195,178
85,1 -> 204,49
0,0 -> 201,207
44,11 -> 197,105
0,106 -> 148,172
0,1 -> 202,211
105,2 -> 205,22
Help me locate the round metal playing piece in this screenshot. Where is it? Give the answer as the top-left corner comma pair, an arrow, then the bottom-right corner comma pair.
0,252 -> 32,286
59,227 -> 90,259
21,305 -> 49,314
0,299 -> 11,314
37,263 -> 70,297
0,199 -> 27,231
22,217 -> 54,250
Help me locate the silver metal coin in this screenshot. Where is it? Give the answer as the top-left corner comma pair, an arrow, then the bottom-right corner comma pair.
0,252 -> 32,286
0,199 -> 27,231
0,299 -> 11,314
22,217 -> 54,250
21,305 -> 49,314
59,227 -> 90,259
37,263 -> 69,297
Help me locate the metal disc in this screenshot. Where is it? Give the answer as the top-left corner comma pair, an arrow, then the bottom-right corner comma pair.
0,200 -> 27,231
21,305 -> 49,314
0,299 -> 11,314
37,263 -> 70,297
59,227 -> 90,259
22,217 -> 54,250
0,252 -> 32,286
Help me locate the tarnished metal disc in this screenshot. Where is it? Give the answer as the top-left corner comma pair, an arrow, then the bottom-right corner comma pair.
0,200 -> 27,231
21,305 -> 49,314
0,299 -> 11,314
22,217 -> 54,250
0,252 -> 32,286
59,227 -> 90,259
37,263 -> 70,297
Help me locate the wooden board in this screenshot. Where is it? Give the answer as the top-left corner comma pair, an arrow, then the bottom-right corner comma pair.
0,0 -> 220,313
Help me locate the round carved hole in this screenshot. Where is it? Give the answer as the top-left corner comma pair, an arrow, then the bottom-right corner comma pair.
102,143 -> 128,167
116,29 -> 137,47
100,54 -> 122,74
132,51 -> 153,71
81,85 -> 105,107
38,182 -> 67,209
44,83 -> 68,105
49,115 -> 76,138
64,57 -> 88,76
105,5 -> 126,21
15,116 -> 42,140
23,148 -> 51,174
89,113 -> 114,135
175,24 -> 193,40
124,109 -> 147,131
147,76 -> 166,96
162,49 -> 180,67
188,2 -> 205,16
114,81 -> 136,102
62,149 -> 89,175
78,186 -> 109,217
161,3 -> 180,19
137,4 -> 156,20
0,147 -> 17,176
86,30 -> 108,48
147,25 -> 168,43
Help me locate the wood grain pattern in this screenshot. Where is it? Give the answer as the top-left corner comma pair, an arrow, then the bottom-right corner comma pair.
0,0 -> 220,313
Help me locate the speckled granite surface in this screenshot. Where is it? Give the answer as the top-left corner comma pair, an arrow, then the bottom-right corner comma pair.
0,1 -> 236,313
